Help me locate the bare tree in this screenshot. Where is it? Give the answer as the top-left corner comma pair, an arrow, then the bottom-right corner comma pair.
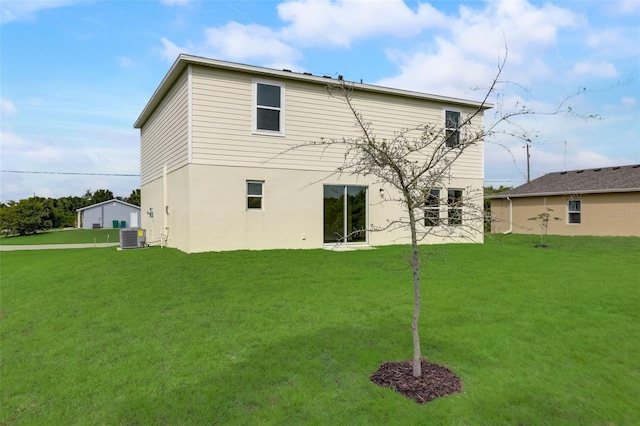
294,73 -> 497,377
528,208 -> 561,247
283,51 -> 594,379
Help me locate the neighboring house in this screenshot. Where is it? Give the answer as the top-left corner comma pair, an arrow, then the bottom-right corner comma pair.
488,165 -> 640,237
133,54 -> 490,253
76,199 -> 141,229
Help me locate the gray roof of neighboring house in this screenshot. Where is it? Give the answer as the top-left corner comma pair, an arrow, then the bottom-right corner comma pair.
134,54 -> 492,129
76,199 -> 141,212
487,164 -> 640,198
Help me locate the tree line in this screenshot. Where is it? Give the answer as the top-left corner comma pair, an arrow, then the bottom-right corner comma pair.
0,189 -> 140,236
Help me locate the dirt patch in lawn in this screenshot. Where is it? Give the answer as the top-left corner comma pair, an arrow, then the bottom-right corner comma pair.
370,360 -> 462,404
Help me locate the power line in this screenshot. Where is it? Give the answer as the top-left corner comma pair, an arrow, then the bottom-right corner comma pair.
1,170 -> 139,177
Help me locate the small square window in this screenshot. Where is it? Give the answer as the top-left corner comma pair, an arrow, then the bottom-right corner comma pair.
247,181 -> 263,209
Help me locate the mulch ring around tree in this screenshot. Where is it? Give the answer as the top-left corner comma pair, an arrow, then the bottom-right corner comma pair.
370,359 -> 463,404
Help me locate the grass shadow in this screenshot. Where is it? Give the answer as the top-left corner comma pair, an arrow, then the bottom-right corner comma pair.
115,323 -> 468,424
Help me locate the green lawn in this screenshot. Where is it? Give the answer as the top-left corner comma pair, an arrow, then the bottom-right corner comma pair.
1,235 -> 638,424
0,228 -> 119,245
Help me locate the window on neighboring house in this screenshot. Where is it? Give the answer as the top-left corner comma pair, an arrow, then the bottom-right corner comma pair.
568,200 -> 581,224
424,189 -> 440,226
447,189 -> 463,225
445,110 -> 461,148
247,181 -> 263,209
255,81 -> 284,134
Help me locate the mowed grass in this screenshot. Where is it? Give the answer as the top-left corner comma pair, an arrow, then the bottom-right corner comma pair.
0,228 -> 120,245
1,235 -> 638,424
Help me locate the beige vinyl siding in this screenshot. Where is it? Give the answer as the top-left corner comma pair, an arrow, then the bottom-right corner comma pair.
140,70 -> 189,186
190,66 -> 484,179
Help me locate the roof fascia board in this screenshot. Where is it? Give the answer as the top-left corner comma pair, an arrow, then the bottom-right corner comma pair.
134,54 -> 493,129
485,187 -> 640,199
76,199 -> 141,212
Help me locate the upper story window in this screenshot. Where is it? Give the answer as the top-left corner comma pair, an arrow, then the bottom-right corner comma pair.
444,110 -> 461,148
568,200 -> 581,224
254,81 -> 284,135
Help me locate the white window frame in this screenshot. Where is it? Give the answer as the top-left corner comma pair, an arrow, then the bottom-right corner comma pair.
444,109 -> 462,149
447,188 -> 463,225
322,184 -> 369,245
252,79 -> 285,136
247,180 -> 264,210
424,188 -> 441,227
568,199 -> 581,224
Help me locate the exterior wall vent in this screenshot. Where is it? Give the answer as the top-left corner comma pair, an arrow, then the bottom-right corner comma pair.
120,228 -> 146,249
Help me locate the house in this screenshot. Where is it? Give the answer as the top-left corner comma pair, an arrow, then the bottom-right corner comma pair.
76,199 -> 141,229
488,165 -> 640,237
133,54 -> 489,253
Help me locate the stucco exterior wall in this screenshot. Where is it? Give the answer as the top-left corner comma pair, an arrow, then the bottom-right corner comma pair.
140,165 -> 189,248
490,192 -> 640,236
141,164 -> 484,253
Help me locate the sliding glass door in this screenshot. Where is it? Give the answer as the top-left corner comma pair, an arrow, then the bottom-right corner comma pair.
323,185 -> 367,244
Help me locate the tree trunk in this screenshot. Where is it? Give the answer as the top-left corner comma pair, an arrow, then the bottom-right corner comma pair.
407,200 -> 422,377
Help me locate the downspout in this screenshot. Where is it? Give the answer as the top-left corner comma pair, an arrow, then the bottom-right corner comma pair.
503,197 -> 513,234
162,163 -> 168,247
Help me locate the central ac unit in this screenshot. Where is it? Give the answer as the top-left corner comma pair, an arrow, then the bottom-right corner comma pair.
120,228 -> 146,249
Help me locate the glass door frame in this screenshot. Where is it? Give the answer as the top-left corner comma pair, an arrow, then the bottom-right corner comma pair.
322,184 -> 369,245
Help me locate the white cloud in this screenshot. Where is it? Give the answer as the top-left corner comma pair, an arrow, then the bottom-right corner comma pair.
159,37 -> 185,62
161,0 -> 194,5
0,0 -> 76,24
572,61 -> 617,78
1,127 -> 140,202
377,39 -> 498,99
1,98 -> 17,116
569,151 -> 634,170
585,30 -> 624,50
614,0 -> 640,14
0,131 -> 26,150
160,23 -> 301,69
203,22 -> 299,65
621,96 -> 637,108
278,0 -> 447,47
118,56 -> 133,68
158,0 -> 451,69
455,0 -> 578,65
374,0 -> 578,97
1,131 -> 64,164
486,144 -> 634,185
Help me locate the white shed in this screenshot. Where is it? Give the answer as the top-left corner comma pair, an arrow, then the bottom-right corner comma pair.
76,199 -> 141,229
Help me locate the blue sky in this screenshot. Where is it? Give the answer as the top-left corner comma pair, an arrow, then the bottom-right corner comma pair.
1,0 -> 639,202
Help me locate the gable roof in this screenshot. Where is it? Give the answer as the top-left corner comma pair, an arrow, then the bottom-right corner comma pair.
488,164 -> 640,198
76,199 -> 141,212
134,54 -> 492,129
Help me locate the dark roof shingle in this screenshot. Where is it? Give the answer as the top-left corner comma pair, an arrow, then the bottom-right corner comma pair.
488,164 -> 640,198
